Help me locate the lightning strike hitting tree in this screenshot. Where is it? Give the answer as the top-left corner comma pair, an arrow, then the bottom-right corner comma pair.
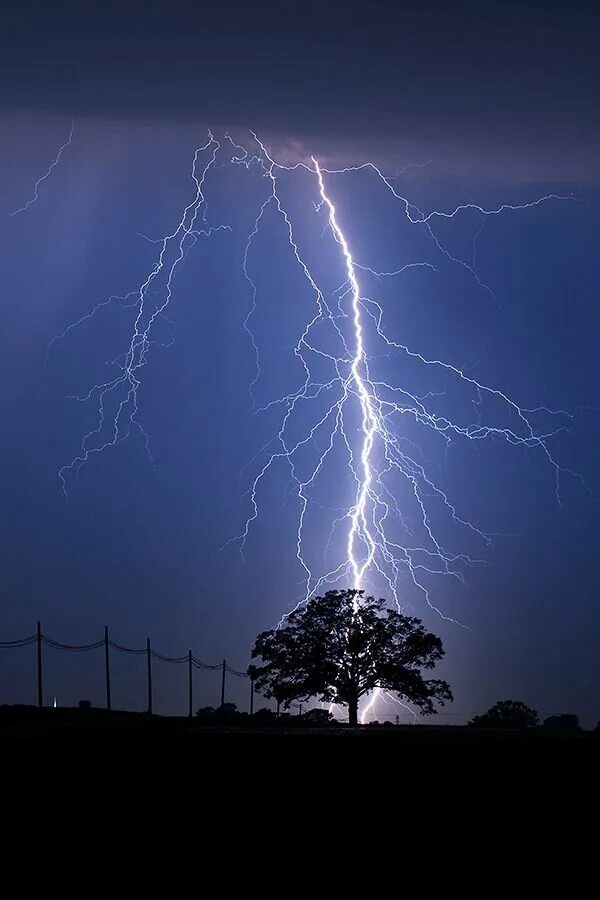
49,130 -> 580,722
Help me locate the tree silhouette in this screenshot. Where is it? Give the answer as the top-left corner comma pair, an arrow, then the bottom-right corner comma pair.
301,708 -> 335,726
195,703 -> 246,723
469,700 -> 539,729
250,589 -> 452,726
543,714 -> 580,732
252,707 -> 278,723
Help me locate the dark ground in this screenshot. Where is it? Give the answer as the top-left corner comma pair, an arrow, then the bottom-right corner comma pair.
2,705 -> 597,752
2,706 -> 596,827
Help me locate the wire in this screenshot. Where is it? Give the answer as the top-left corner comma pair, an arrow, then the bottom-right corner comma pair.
151,650 -> 188,664
1,629 -> 249,675
42,636 -> 104,652
226,665 -> 249,678
0,635 -> 36,648
191,655 -> 223,670
108,640 -> 146,655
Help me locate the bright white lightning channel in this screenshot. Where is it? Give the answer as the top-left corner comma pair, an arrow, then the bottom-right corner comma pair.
314,155 -> 391,722
53,130 -> 580,722
223,135 -> 578,721
312,158 -> 376,592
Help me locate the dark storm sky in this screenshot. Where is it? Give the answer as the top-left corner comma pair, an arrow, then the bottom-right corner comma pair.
0,1 -> 598,723
2,0 -> 600,177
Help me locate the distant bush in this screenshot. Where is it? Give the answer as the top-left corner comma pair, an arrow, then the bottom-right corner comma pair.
469,700 -> 539,729
543,714 -> 580,733
78,700 -> 92,710
252,707 -> 278,723
195,703 -> 248,723
301,708 -> 335,726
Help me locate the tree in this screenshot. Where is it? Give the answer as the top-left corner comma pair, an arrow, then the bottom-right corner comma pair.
543,714 -> 580,733
252,707 -> 278,724
195,703 -> 246,723
301,708 -> 335,726
212,702 -> 239,720
250,589 -> 452,726
469,700 -> 539,729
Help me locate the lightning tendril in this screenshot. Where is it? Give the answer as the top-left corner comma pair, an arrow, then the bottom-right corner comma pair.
10,120 -> 75,216
51,130 -> 581,721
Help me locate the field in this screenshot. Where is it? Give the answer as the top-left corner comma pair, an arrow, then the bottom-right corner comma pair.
2,704 -> 596,752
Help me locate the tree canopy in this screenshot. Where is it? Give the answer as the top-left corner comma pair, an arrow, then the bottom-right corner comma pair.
250,589 -> 452,725
469,700 -> 539,729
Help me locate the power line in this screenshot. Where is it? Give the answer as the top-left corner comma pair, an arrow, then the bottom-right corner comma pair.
191,655 -> 222,671
42,636 -> 104,652
108,640 -> 146,655
151,650 -> 188,664
0,635 -> 36,648
226,665 -> 249,678
0,623 -> 250,712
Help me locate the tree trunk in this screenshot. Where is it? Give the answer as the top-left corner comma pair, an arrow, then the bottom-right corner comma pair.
348,695 -> 359,727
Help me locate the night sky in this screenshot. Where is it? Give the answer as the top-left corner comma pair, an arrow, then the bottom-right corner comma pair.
1,1 -> 598,724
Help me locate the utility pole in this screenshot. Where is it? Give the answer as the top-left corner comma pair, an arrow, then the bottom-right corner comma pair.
249,674 -> 254,716
36,621 -> 43,708
188,650 -> 193,718
104,626 -> 112,711
146,637 -> 153,714
220,659 -> 226,707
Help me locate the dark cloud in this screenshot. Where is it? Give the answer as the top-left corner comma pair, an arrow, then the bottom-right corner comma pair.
2,1 -> 599,178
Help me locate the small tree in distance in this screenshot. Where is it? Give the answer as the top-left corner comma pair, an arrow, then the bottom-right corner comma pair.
301,708 -> 335,726
250,589 -> 452,726
469,700 -> 539,729
543,714 -> 580,732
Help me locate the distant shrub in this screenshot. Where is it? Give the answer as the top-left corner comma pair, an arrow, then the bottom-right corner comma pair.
469,700 -> 539,729
301,708 -> 335,726
543,714 -> 580,733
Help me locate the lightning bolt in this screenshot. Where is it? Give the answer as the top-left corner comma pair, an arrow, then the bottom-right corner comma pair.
52,129 -> 582,723
10,120 -> 75,216
220,134 -> 580,722
57,131 -> 230,494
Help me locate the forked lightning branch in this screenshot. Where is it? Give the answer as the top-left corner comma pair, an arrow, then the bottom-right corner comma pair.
48,131 -> 577,642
